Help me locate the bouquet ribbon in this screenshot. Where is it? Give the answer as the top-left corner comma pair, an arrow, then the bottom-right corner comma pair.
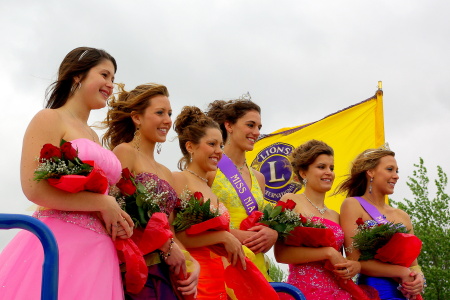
239,211 -> 265,231
374,233 -> 422,267
187,215 -> 279,300
285,224 -> 378,300
47,160 -> 109,194
116,212 -> 174,294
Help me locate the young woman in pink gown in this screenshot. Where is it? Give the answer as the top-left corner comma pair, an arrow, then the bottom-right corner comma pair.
275,140 -> 366,300
0,47 -> 133,300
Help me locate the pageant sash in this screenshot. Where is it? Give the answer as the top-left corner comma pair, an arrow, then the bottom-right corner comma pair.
218,154 -> 258,215
355,196 -> 389,224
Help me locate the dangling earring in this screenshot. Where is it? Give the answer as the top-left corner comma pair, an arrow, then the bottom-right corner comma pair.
369,177 -> 373,194
303,178 -> 308,188
156,143 -> 162,154
189,152 -> 193,163
133,127 -> 141,151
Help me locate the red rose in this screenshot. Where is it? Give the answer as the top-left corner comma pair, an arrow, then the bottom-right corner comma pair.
356,218 -> 364,226
122,168 -> 134,180
60,142 -> 78,160
275,201 -> 287,212
39,144 -> 62,162
193,191 -> 203,201
116,178 -> 136,196
285,199 -> 296,210
175,198 -> 182,208
299,213 -> 307,224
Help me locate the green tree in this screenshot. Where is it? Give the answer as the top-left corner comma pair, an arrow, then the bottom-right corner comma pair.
390,158 -> 449,299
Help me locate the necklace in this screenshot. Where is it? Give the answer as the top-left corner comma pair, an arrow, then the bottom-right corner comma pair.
185,169 -> 208,183
67,109 -> 96,142
225,152 -> 247,174
303,194 -> 328,215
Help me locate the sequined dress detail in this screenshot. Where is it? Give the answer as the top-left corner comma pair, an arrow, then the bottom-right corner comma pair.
124,172 -> 179,300
286,218 -> 353,299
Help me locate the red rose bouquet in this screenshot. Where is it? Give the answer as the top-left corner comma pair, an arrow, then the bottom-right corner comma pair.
173,191 -> 278,300
352,218 -> 422,267
111,168 -> 175,294
172,191 -> 226,234
34,139 -> 108,194
240,199 -> 301,239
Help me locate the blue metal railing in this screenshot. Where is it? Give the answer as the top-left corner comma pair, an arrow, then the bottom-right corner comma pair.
270,282 -> 307,300
0,214 -> 59,300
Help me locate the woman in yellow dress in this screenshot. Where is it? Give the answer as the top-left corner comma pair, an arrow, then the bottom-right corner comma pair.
206,98 -> 277,280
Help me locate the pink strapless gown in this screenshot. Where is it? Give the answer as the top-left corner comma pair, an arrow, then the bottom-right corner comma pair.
0,139 -> 124,300
285,218 -> 353,300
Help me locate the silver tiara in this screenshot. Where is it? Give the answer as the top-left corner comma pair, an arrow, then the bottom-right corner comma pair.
239,92 -> 252,101
364,142 -> 391,156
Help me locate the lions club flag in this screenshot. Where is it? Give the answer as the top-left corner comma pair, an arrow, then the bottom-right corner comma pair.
247,85 -> 384,212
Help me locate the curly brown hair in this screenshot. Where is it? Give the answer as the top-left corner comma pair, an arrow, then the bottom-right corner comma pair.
173,106 -> 220,170
335,148 -> 395,197
102,83 -> 169,150
46,47 -> 117,109
206,99 -> 261,141
290,140 -> 334,189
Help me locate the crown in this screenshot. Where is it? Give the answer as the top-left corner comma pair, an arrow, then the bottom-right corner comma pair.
364,142 -> 391,156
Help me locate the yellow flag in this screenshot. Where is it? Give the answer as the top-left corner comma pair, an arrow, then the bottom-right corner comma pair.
246,85 -> 384,212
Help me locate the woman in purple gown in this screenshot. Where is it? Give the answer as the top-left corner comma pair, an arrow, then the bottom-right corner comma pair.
103,83 -> 199,299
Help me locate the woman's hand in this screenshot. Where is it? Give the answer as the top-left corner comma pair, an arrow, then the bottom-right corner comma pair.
326,247 -> 347,266
99,195 -> 133,240
333,260 -> 361,280
176,257 -> 200,297
400,271 -> 425,298
162,240 -> 187,277
223,232 -> 246,269
116,223 -> 133,239
242,225 -> 278,253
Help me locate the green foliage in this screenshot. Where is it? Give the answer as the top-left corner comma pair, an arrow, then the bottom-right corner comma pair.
390,158 -> 450,299
259,205 -> 300,239
172,196 -> 219,232
352,222 -> 409,261
267,257 -> 287,282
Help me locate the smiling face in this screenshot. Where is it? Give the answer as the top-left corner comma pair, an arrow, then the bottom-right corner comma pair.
134,95 -> 172,143
77,59 -> 115,109
300,154 -> 335,193
368,155 -> 399,195
190,127 -> 223,173
226,109 -> 262,151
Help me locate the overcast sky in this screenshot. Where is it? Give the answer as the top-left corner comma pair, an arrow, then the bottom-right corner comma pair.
1,0 -> 448,255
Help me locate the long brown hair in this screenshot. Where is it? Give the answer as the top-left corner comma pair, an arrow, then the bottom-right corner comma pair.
335,148 -> 395,197
45,47 -> 117,109
102,83 -> 169,150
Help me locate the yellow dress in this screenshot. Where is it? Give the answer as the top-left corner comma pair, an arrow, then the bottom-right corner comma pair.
211,167 -> 272,281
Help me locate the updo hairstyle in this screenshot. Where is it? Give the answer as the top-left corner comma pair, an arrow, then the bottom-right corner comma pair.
173,106 -> 220,170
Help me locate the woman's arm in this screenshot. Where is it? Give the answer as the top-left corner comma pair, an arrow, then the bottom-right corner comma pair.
274,240 -> 346,265
21,109 -> 131,238
340,198 -> 414,281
